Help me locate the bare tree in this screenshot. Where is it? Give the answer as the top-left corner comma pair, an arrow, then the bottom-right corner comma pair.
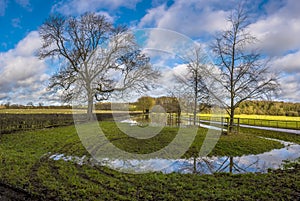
211,5 -> 279,132
39,13 -> 159,119
175,46 -> 210,125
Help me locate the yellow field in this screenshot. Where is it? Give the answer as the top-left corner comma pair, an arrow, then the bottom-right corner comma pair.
198,113 -> 300,121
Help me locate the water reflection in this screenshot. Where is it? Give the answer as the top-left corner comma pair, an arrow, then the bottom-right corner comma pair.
47,137 -> 300,174
176,156 -> 259,174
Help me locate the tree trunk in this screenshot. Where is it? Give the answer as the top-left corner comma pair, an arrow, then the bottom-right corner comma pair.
177,110 -> 181,127
87,93 -> 94,121
193,157 -> 197,174
229,107 -> 235,133
193,87 -> 198,126
229,156 -> 233,174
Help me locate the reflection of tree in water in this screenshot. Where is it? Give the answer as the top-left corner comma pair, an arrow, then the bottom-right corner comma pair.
179,156 -> 259,174
215,157 -> 259,174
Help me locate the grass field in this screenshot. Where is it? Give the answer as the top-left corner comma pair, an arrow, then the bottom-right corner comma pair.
0,122 -> 299,200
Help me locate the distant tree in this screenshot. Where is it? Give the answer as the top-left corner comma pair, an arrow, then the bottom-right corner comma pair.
27,102 -> 34,107
136,96 -> 155,113
156,96 -> 181,114
175,46 -> 210,125
39,13 -> 159,120
4,102 -> 10,109
211,5 -> 279,132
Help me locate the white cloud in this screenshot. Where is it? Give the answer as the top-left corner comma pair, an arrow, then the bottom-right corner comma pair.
249,0 -> 300,56
139,0 -> 229,37
14,31 -> 41,56
0,31 -> 51,104
138,4 -> 166,28
52,0 -> 141,15
278,74 -> 300,102
272,51 -> 300,74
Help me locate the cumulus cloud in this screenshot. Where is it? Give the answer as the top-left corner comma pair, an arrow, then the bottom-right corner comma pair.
272,51 -> 300,74
52,0 -> 141,15
249,0 -> 300,56
0,31 -> 51,104
139,0 -> 229,37
278,74 -> 300,102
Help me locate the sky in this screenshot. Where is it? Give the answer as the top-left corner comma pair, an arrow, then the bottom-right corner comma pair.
0,0 -> 300,105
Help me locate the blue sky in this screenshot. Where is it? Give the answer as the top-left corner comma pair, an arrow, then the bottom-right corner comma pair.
0,0 -> 300,105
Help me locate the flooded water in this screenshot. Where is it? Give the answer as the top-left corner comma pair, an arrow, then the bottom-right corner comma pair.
47,137 -> 300,174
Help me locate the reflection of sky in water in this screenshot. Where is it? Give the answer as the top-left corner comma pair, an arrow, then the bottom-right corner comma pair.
48,137 -> 300,174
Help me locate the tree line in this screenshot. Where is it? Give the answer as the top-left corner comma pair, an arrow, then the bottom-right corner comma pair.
97,98 -> 300,117
0,102 -> 72,109
235,100 -> 300,116
2,98 -> 299,117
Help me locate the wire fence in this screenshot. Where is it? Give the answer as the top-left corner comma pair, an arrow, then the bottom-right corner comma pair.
198,116 -> 300,130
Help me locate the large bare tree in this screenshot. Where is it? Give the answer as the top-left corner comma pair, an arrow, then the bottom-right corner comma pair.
211,5 -> 279,132
39,13 -> 159,119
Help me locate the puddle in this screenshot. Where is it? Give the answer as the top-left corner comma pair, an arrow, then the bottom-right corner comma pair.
120,118 -> 225,131
46,137 -> 300,174
120,119 -> 138,126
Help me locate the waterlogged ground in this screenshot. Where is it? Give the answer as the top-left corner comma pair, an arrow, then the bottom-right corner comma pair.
0,122 -> 299,200
46,137 -> 300,174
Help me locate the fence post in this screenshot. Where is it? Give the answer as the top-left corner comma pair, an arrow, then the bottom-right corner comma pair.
227,117 -> 230,133
221,117 -> 223,133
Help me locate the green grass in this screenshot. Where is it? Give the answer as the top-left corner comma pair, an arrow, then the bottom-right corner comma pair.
0,122 -> 299,200
240,127 -> 300,144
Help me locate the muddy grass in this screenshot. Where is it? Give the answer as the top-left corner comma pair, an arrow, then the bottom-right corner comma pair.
1,163 -> 300,200
0,182 -> 40,201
